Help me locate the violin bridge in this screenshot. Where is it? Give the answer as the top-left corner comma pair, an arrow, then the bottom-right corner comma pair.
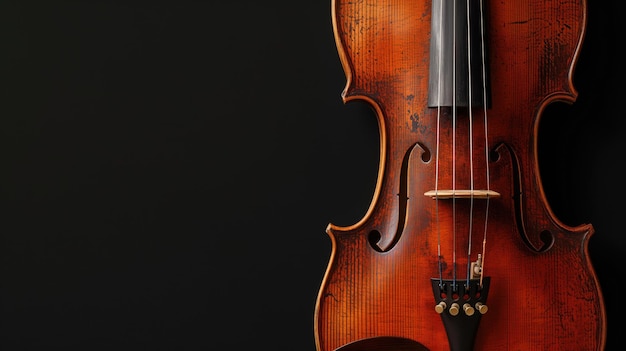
424,189 -> 500,199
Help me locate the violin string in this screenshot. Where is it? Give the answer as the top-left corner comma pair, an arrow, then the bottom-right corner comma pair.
452,0 -> 458,288
435,0 -> 444,287
478,0 -> 490,287
465,0 -> 476,289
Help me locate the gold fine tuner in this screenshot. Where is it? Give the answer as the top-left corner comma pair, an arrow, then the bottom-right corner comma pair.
449,303 -> 460,316
475,302 -> 488,314
435,301 -> 447,314
435,301 -> 488,315
463,303 -> 475,316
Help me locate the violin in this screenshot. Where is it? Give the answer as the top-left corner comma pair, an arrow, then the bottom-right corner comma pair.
314,0 -> 607,350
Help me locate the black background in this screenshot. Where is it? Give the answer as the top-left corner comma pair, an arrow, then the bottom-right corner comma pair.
1,1 -> 623,350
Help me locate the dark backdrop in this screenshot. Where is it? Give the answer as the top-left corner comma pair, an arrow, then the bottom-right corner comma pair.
1,1 -> 623,350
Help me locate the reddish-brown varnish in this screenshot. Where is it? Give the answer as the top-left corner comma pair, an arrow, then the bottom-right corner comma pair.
314,0 -> 606,350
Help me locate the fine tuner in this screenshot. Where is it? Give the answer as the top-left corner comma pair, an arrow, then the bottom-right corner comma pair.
435,301 -> 488,316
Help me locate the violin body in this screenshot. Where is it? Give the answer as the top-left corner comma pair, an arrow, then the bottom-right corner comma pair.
315,0 -> 606,350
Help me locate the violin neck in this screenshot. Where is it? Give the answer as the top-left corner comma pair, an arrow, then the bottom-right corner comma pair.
428,0 -> 491,108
